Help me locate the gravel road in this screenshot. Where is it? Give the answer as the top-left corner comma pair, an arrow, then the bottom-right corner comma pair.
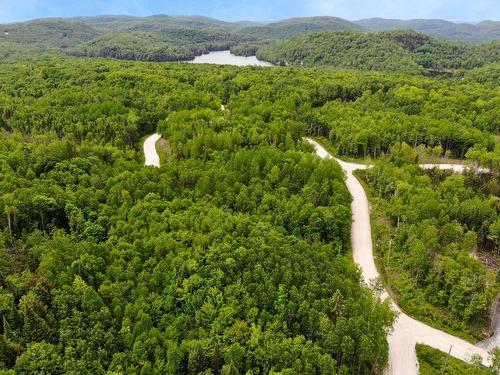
144,133 -> 161,167
305,138 -> 493,374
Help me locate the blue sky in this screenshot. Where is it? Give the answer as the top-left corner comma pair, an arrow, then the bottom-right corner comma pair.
0,0 -> 498,23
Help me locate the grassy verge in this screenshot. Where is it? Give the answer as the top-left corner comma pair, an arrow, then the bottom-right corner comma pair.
417,344 -> 492,375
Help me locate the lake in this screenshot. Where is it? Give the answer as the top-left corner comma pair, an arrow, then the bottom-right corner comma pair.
189,50 -> 274,67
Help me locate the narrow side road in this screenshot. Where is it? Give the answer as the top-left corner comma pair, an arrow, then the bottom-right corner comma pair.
305,138 -> 492,374
420,163 -> 490,174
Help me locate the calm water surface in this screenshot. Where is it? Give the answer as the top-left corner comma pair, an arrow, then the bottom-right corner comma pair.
189,50 -> 274,67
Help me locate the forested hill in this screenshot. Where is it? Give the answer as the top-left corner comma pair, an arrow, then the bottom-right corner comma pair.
68,30 -> 236,62
74,15 -> 239,32
0,18 -> 99,47
354,18 -> 500,43
69,16 -> 362,62
236,16 -> 361,39
253,30 -> 500,74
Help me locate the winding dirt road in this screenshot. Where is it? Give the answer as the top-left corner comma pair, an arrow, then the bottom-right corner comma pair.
144,133 -> 161,167
305,139 -> 492,374
143,134 -> 495,373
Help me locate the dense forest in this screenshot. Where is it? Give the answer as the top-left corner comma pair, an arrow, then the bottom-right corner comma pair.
253,30 -> 500,74
0,54 -> 498,374
308,72 -> 499,160
0,58 -> 400,374
69,31 -> 234,62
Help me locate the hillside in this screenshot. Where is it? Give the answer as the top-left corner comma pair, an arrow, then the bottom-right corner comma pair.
67,32 -> 197,61
0,16 -> 361,62
355,18 -> 500,43
72,15 -> 147,31
69,28 -> 237,61
73,14 -> 239,32
477,20 -> 500,40
255,30 -> 500,74
0,18 -> 99,48
237,16 -> 361,39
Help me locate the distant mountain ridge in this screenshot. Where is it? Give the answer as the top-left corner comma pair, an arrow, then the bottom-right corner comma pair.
237,16 -> 361,39
2,14 -> 498,43
354,18 -> 500,42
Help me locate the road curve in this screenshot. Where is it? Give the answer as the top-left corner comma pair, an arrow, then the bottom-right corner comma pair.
142,134 -> 493,372
144,133 -> 161,167
305,138 -> 492,374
